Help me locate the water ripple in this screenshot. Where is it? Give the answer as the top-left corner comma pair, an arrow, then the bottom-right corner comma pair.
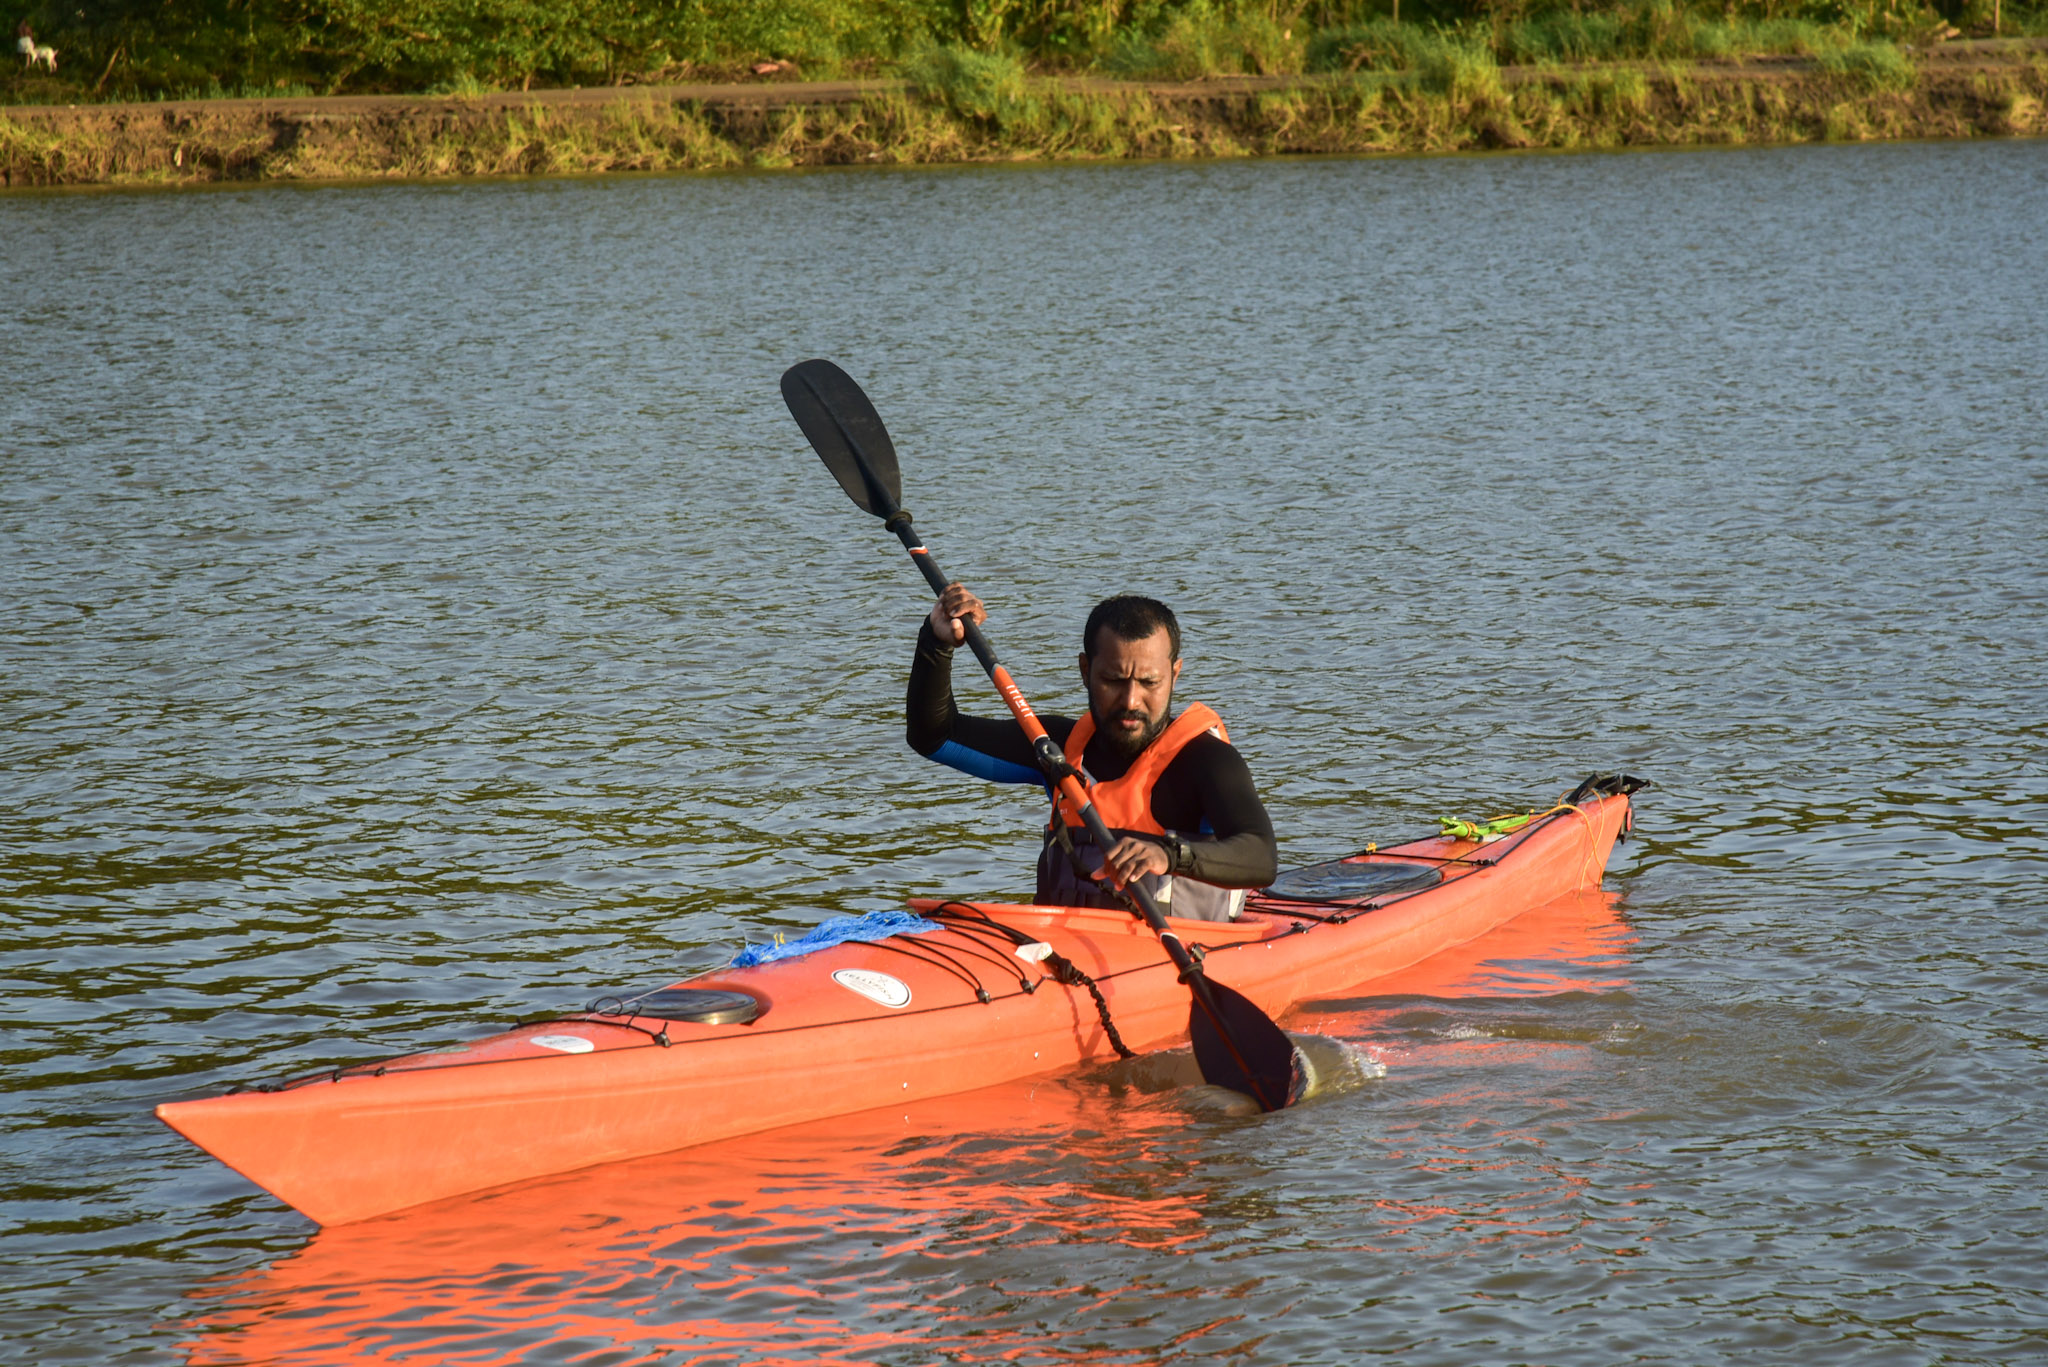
4,140 -> 2046,1363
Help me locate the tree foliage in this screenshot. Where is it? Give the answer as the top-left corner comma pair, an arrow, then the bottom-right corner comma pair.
8,0 -> 2037,98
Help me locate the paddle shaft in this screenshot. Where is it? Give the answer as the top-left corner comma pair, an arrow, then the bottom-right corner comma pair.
780,357 -> 1293,1109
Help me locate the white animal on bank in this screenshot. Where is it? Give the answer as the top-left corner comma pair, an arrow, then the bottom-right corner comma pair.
18,38 -> 57,71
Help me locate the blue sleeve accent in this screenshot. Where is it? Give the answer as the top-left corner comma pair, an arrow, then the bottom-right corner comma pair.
929,738 -> 1043,787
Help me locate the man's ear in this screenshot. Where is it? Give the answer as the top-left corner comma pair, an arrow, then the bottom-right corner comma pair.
1077,652 -> 1091,688
1170,658 -> 1183,686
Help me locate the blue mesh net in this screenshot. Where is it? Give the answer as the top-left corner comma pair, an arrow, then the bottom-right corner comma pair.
729,910 -> 944,968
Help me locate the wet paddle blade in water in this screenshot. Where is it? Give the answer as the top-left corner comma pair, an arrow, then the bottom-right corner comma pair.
1188,980 -> 1309,1111
781,359 -> 902,518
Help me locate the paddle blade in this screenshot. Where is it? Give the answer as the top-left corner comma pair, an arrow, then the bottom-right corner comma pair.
1188,979 -> 1308,1112
781,359 -> 902,518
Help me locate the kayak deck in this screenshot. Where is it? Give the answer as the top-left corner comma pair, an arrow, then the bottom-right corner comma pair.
157,788 -> 1635,1225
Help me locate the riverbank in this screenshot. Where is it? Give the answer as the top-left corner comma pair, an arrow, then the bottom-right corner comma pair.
4,40 -> 2043,188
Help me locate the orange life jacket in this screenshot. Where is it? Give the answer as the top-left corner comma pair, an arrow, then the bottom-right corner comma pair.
1037,702 -> 1244,921
1049,702 -> 1230,834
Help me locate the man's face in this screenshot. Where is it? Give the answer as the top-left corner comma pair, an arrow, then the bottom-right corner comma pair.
1078,628 -> 1182,759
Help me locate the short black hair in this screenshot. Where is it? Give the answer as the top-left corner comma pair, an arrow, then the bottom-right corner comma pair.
1083,595 -> 1181,661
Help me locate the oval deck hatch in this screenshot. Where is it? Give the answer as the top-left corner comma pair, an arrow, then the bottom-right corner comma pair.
1262,860 -> 1444,903
615,988 -> 761,1025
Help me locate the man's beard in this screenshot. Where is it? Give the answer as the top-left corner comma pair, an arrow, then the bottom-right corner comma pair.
1095,704 -> 1170,759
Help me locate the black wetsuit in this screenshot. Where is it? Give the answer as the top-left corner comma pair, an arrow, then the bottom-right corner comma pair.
906,621 -> 1278,905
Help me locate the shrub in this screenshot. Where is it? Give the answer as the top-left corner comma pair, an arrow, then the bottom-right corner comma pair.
903,41 -> 1036,124
1502,14 -> 1629,64
1103,0 -> 1306,79
1415,37 -> 1502,98
1304,19 -> 1441,73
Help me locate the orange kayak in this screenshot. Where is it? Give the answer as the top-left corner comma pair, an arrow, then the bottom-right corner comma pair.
157,780 -> 1639,1225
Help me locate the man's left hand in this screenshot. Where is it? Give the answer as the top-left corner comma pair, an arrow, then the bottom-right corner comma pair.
1094,836 -> 1171,888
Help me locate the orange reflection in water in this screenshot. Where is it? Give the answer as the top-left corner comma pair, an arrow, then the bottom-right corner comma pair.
1287,884 -> 1634,1063
183,1079 -> 1220,1366
182,888 -> 1634,1367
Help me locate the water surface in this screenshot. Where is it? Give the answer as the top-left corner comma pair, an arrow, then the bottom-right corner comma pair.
3,141 -> 2045,1364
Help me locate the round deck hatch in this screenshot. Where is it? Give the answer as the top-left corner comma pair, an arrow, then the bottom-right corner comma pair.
1262,860 -> 1443,903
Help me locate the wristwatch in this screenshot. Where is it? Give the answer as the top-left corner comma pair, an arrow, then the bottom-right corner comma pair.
1166,834 -> 1194,875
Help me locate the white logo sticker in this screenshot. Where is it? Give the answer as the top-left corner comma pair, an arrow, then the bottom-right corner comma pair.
530,1034 -> 595,1054
832,968 -> 912,1009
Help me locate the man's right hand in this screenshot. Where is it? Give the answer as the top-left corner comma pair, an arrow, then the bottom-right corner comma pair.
928,583 -> 988,647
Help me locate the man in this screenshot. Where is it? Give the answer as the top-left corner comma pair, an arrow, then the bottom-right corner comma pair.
906,584 -> 1277,920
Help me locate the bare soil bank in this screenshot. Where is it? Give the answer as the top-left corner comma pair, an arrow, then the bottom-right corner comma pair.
4,44 -> 2044,189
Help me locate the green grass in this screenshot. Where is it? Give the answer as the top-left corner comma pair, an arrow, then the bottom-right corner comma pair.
425,72 -> 499,98
8,51 -> 2045,189
1815,40 -> 1919,90
165,80 -> 321,101
1499,12 -> 1871,65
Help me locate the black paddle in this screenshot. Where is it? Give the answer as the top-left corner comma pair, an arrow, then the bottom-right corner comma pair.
780,358 -> 1306,1112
